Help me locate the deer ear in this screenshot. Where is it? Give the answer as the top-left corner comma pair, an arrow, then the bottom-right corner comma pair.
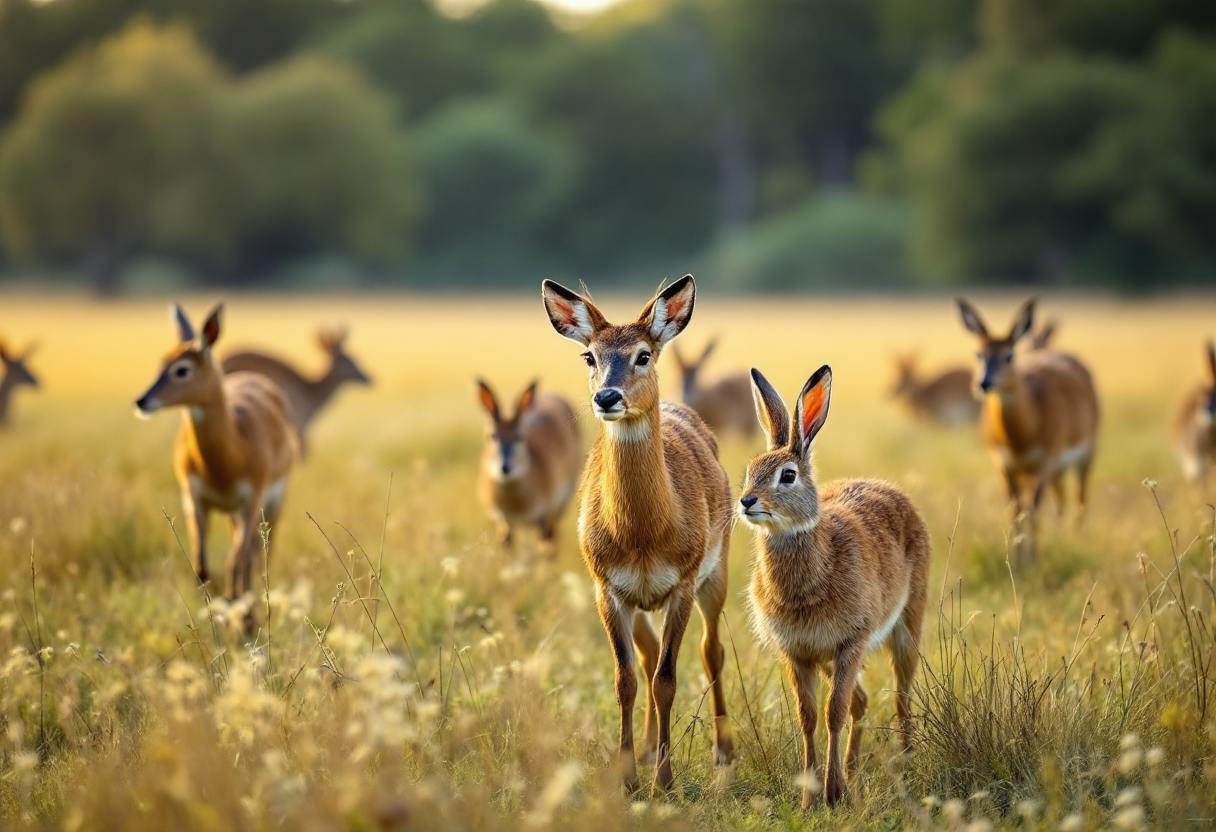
955,297 -> 988,339
793,365 -> 832,458
198,303 -> 223,355
638,275 -> 695,347
1010,298 -> 1036,343
0,342 -> 8,363
317,329 -> 334,353
517,381 -> 538,415
172,303 -> 195,343
1034,319 -> 1056,349
1206,340 -> 1216,382
542,280 -> 606,346
477,379 -> 499,420
699,338 -> 717,366
749,368 -> 790,450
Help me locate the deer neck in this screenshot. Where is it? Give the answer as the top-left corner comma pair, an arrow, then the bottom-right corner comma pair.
597,408 -> 676,535
990,374 -> 1039,446
180,382 -> 245,482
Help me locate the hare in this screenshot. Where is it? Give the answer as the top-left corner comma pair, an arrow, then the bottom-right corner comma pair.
738,365 -> 929,808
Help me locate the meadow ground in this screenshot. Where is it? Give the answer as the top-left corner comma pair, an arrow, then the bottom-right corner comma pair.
0,291 -> 1214,831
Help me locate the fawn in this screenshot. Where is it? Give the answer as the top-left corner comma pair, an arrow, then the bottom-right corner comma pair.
671,339 -> 757,437
476,379 -> 583,553
739,365 -> 929,808
890,354 -> 979,426
956,298 -> 1099,564
222,327 -> 371,456
135,304 -> 298,599
0,342 -> 39,428
1173,340 -> 1216,482
542,275 -> 734,794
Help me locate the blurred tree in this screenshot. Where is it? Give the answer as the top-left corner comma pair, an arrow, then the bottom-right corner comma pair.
0,21 -> 228,295
410,98 -> 571,279
214,55 -> 419,277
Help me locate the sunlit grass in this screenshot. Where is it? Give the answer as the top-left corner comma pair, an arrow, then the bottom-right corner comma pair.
1,291 -> 1214,830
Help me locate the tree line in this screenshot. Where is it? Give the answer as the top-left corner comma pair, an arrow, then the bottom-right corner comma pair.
0,0 -> 1213,293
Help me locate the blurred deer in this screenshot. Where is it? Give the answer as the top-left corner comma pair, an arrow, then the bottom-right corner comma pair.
1173,340 -> 1216,482
0,342 -> 39,428
136,303 -> 298,600
476,379 -> 583,553
739,365 -> 929,808
671,339 -> 757,437
889,354 -> 979,426
222,327 -> 371,456
542,275 -> 734,795
956,298 -> 1099,565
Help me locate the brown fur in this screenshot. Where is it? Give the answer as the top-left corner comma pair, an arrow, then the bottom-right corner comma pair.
0,341 -> 38,428
136,304 -> 298,600
740,365 -> 929,808
222,327 -> 370,456
956,298 -> 1099,564
672,339 -> 757,437
476,380 -> 583,553
542,275 -> 734,795
1172,340 -> 1216,482
890,355 -> 979,426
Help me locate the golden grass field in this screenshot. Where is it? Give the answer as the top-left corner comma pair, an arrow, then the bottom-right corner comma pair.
1,290 -> 1215,831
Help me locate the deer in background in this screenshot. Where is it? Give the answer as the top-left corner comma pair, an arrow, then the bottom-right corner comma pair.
671,339 -> 757,437
476,379 -> 582,554
739,365 -> 928,808
222,327 -> 371,456
1031,319 -> 1058,351
0,342 -> 39,428
542,275 -> 734,794
136,304 -> 298,600
956,298 -> 1099,564
889,354 -> 979,426
1173,340 -> 1216,483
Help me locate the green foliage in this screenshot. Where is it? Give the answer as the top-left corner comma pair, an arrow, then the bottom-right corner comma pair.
0,21 -> 228,293
213,55 -> 418,275
703,190 -> 913,291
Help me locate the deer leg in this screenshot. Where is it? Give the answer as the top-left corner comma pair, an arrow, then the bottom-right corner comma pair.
788,659 -> 820,810
1076,452 -> 1095,526
652,584 -> 695,795
632,611 -> 660,766
846,681 -> 868,776
824,643 -> 864,806
183,491 -> 209,587
596,585 -> 639,793
694,554 -> 734,768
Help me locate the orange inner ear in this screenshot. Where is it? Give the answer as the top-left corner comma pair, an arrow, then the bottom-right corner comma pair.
479,387 -> 498,416
665,297 -> 687,321
801,385 -> 826,440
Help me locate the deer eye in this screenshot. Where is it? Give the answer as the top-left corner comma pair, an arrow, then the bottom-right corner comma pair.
172,364 -> 192,380
582,352 -> 596,368
636,351 -> 651,367
779,469 -> 796,484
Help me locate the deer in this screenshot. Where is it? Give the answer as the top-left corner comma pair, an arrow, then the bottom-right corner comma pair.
541,275 -> 734,795
671,339 -> 757,437
955,297 -> 1099,564
135,303 -> 298,601
739,365 -> 929,808
476,379 -> 583,554
889,354 -> 979,426
1172,340 -> 1216,483
0,342 -> 39,428
222,327 -> 371,457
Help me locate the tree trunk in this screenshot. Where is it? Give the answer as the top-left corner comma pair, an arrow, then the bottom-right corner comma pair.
717,112 -> 755,233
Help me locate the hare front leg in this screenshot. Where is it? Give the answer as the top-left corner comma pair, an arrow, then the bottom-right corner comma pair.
824,643 -> 864,805
596,585 -> 639,792
788,659 -> 820,810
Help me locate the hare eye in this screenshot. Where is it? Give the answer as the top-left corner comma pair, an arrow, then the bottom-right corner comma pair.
779,469 -> 796,484
582,352 -> 596,368
636,351 -> 651,367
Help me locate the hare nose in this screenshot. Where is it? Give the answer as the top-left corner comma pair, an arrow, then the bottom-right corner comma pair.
740,496 -> 758,510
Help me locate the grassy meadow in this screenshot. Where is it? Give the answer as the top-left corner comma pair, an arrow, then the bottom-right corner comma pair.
1,291 -> 1215,831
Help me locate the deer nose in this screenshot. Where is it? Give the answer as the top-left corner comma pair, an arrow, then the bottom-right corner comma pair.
978,378 -> 994,393
593,388 -> 623,410
740,495 -> 759,510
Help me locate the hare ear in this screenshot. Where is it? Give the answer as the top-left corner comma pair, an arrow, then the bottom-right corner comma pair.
476,379 -> 499,421
1206,340 -> 1216,382
792,365 -> 832,458
516,380 -> 537,415
638,275 -> 695,348
749,368 -> 789,450
955,297 -> 988,339
542,280 -> 607,346
172,303 -> 195,343
1009,298 -> 1036,343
